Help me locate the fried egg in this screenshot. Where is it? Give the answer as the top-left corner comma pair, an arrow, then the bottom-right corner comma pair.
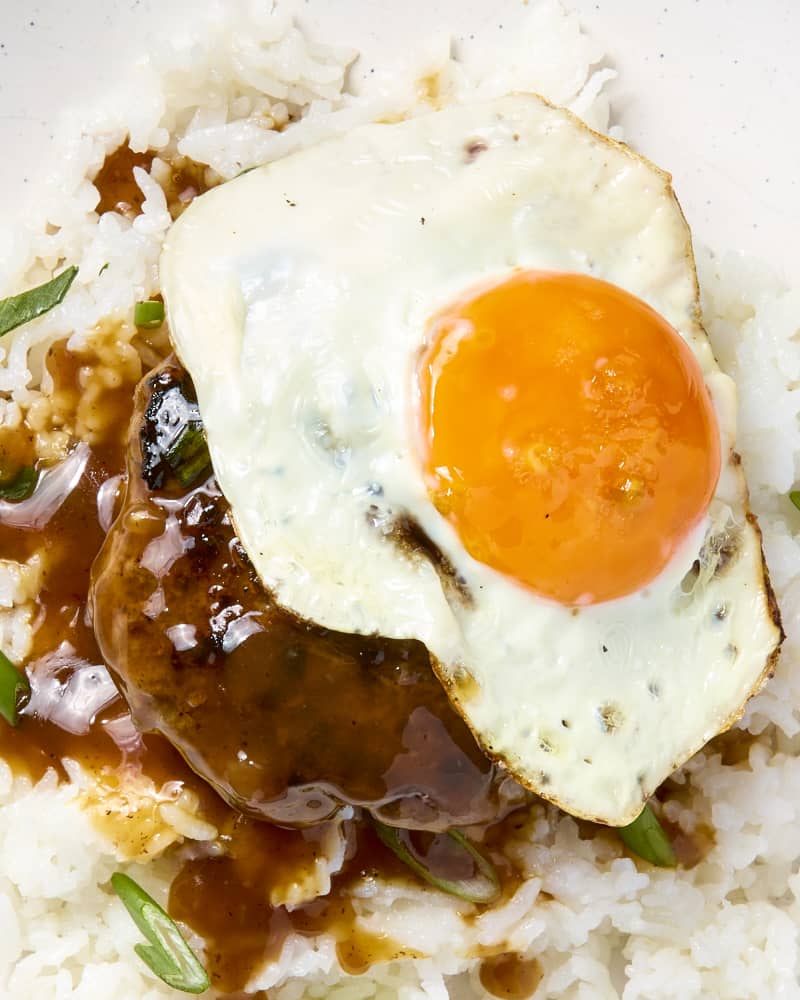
160,95 -> 782,825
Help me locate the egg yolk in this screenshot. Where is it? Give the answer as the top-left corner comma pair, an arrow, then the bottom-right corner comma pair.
416,270 -> 721,605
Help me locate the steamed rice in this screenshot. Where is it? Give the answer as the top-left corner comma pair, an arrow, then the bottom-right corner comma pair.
0,2 -> 798,997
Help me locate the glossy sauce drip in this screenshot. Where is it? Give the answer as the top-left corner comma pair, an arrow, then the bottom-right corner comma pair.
169,815 -> 526,994
9,336 -> 127,667
94,145 -> 155,216
93,142 -> 217,222
479,953 -> 543,999
169,821 -> 415,992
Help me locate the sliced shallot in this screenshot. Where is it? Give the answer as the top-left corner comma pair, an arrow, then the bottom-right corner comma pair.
0,441 -> 90,531
23,641 -> 119,735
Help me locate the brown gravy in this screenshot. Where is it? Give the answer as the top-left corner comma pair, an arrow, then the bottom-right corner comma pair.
0,331 -> 214,796
93,143 -> 218,221
91,361 -> 503,830
0,425 -> 36,486
169,821 -> 421,993
93,145 -> 155,217
170,814 -> 525,993
0,337 -> 525,993
479,953 -> 543,999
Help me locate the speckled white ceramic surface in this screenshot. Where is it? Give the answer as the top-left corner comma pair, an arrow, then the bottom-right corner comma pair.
0,0 -> 797,283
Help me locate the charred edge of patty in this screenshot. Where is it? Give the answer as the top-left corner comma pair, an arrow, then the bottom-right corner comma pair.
140,365 -> 206,490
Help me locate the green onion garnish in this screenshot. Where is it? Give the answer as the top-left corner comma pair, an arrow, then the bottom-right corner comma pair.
0,466 -> 39,502
0,266 -> 78,338
373,820 -> 500,904
617,803 -> 677,868
111,872 -> 209,994
789,491 -> 800,512
0,650 -> 30,727
134,300 -> 165,329
165,426 -> 211,487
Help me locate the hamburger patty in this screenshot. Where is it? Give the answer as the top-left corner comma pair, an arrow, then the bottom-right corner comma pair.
91,360 -> 510,828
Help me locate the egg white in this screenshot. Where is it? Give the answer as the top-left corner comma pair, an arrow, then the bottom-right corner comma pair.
161,95 -> 781,825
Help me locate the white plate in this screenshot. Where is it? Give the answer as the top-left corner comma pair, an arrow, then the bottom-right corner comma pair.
0,0 -> 797,283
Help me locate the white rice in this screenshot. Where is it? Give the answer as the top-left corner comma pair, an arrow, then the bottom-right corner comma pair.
0,2 -> 798,998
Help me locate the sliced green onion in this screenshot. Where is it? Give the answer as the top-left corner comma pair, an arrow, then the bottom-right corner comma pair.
0,266 -> 78,338
0,650 -> 30,727
617,804 -> 677,868
111,872 -> 209,994
0,466 -> 38,502
789,491 -> 800,512
165,426 -> 211,487
99,262 -> 110,276
134,300 -> 165,329
373,820 -> 500,904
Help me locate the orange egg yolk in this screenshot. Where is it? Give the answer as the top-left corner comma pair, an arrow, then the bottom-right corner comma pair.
416,270 -> 721,605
